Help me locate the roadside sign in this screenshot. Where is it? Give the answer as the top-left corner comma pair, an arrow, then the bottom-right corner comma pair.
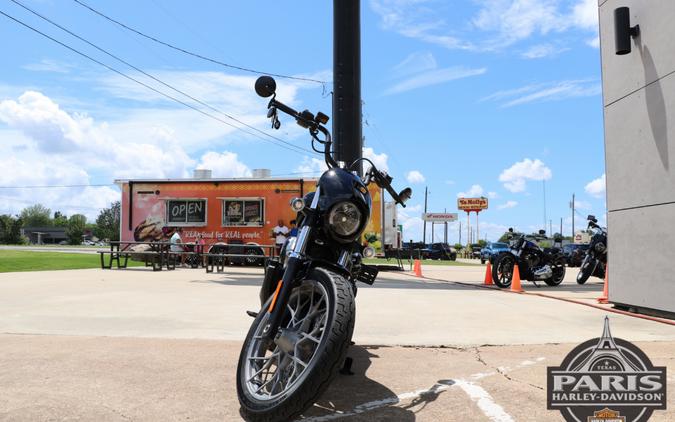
457,197 -> 488,212
422,213 -> 458,222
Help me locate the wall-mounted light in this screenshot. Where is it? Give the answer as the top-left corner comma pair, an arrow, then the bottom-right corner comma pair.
614,7 -> 639,55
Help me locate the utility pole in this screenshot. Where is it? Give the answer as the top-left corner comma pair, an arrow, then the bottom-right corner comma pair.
423,186 -> 428,243
459,220 -> 462,245
571,193 -> 575,237
333,0 -> 362,174
543,179 -> 547,232
444,207 -> 448,243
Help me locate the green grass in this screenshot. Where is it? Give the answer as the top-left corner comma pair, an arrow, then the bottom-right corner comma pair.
364,258 -> 481,266
0,250 -> 142,273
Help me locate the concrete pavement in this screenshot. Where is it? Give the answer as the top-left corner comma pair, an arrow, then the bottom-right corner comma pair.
0,265 -> 673,421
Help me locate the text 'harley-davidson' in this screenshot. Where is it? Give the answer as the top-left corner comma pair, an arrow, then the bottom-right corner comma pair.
576,215 -> 607,284
236,76 -> 412,422
492,229 -> 566,288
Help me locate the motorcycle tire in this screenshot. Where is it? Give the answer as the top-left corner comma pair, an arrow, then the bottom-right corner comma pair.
576,259 -> 593,284
237,268 -> 355,422
492,253 -> 515,288
544,256 -> 566,286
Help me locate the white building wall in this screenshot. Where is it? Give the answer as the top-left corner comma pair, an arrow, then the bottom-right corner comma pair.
599,0 -> 675,314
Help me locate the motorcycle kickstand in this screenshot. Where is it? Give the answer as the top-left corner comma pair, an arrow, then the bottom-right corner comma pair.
339,341 -> 356,375
531,280 -> 541,288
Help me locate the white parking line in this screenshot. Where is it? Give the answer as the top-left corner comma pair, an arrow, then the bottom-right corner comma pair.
300,356 -> 546,421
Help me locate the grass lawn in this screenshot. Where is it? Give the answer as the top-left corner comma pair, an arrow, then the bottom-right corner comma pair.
364,258 -> 481,266
0,250 -> 143,273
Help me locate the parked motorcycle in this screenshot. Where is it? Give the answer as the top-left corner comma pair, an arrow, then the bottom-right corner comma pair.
576,215 -> 607,284
236,76 -> 412,422
492,229 -> 566,288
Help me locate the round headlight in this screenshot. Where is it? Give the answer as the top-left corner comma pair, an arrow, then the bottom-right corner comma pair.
328,201 -> 362,238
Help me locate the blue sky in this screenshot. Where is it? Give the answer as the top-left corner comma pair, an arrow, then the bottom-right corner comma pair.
0,0 -> 606,242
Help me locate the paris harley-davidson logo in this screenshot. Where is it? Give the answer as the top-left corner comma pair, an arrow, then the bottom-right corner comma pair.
547,317 -> 667,422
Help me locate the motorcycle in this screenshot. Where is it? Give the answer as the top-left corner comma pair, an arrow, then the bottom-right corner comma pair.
576,215 -> 607,284
492,229 -> 566,288
236,76 -> 412,422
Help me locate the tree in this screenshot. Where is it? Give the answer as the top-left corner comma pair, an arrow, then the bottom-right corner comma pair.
478,239 -> 487,248
66,214 -> 87,245
53,211 -> 68,227
453,243 -> 463,251
20,204 -> 52,227
94,201 -> 121,241
0,215 -> 23,244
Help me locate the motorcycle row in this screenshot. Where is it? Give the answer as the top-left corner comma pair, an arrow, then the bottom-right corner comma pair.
491,215 -> 608,288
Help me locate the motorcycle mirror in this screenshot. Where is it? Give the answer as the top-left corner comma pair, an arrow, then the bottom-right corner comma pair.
587,214 -> 597,222
255,76 -> 276,98
508,228 -> 514,233
398,187 -> 412,204
538,229 -> 546,236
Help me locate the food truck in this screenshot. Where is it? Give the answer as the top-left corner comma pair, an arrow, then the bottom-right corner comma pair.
116,170 -> 385,260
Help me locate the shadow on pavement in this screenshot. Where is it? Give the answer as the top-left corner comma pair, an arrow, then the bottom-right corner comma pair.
300,346 -> 453,421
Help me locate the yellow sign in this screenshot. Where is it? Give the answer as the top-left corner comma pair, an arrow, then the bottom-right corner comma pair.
457,197 -> 488,211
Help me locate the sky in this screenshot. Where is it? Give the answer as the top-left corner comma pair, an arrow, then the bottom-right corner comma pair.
0,0 -> 607,242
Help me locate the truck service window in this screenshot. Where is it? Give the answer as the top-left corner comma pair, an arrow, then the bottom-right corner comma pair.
166,199 -> 207,225
223,199 -> 264,227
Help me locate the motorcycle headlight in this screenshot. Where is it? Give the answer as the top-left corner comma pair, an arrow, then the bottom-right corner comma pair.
328,201 -> 363,239
594,243 -> 606,253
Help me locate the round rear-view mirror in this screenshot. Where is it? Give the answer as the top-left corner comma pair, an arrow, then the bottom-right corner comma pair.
255,76 -> 276,98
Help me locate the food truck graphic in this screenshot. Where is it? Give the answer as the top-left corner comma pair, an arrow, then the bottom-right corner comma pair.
116,173 -> 389,261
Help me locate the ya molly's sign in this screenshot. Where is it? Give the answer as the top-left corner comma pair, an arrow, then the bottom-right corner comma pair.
457,197 -> 489,212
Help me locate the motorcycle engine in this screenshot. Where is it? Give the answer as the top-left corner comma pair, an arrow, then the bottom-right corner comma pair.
523,252 -> 540,269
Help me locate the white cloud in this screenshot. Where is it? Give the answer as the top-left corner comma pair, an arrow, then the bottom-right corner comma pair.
406,170 -> 426,184
295,157 -> 327,175
22,59 -> 75,74
574,199 -> 593,210
585,173 -> 606,198
363,147 -> 389,172
196,151 -> 251,178
370,0 -> 600,53
457,184 -> 484,198
499,158 -> 552,192
497,200 -> 518,210
481,79 -> 601,107
392,51 -> 438,77
521,43 -> 567,59
385,65 -> 487,95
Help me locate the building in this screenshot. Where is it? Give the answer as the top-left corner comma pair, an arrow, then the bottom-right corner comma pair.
116,170 -> 387,252
21,227 -> 67,244
599,2 -> 675,316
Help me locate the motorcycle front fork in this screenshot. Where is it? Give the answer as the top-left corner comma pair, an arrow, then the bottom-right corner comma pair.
263,188 -> 320,340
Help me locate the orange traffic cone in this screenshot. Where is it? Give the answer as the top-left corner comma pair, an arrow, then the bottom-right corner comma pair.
414,259 -> 423,278
510,264 -> 523,292
484,261 -> 493,285
598,265 -> 609,304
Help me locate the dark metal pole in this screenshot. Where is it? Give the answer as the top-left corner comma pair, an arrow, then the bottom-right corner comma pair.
333,0 -> 362,174
422,186 -> 428,243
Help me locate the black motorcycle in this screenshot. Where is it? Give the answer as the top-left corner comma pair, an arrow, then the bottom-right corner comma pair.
576,215 -> 607,284
492,229 -> 566,288
236,76 -> 412,422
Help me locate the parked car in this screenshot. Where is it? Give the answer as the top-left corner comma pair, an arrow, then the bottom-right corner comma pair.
425,242 -> 457,261
470,243 -> 482,259
562,243 -> 589,267
480,242 -> 509,264
400,241 -> 429,259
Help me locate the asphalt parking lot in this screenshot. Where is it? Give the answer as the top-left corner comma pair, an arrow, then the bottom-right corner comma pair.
0,264 -> 673,421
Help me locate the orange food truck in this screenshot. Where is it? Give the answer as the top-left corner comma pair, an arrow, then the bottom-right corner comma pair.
116,171 -> 385,262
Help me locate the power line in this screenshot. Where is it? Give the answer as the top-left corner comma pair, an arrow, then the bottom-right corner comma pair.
6,1 -> 312,156
71,0 -> 327,86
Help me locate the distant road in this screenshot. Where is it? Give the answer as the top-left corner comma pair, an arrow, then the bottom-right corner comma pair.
0,246 -> 98,254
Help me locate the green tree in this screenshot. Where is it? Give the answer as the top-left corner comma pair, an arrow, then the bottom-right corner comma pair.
94,201 -> 121,241
66,214 -> 87,245
20,204 -> 52,227
453,243 -> 463,251
53,211 -> 68,227
0,215 -> 23,244
478,239 -> 487,248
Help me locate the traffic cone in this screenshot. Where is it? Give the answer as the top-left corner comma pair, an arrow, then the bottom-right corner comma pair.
510,264 -> 523,292
598,265 -> 609,304
484,261 -> 493,285
414,259 -> 423,277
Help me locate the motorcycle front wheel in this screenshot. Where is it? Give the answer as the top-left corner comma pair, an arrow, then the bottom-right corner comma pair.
576,257 -> 593,284
236,268 -> 355,422
492,253 -> 515,288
